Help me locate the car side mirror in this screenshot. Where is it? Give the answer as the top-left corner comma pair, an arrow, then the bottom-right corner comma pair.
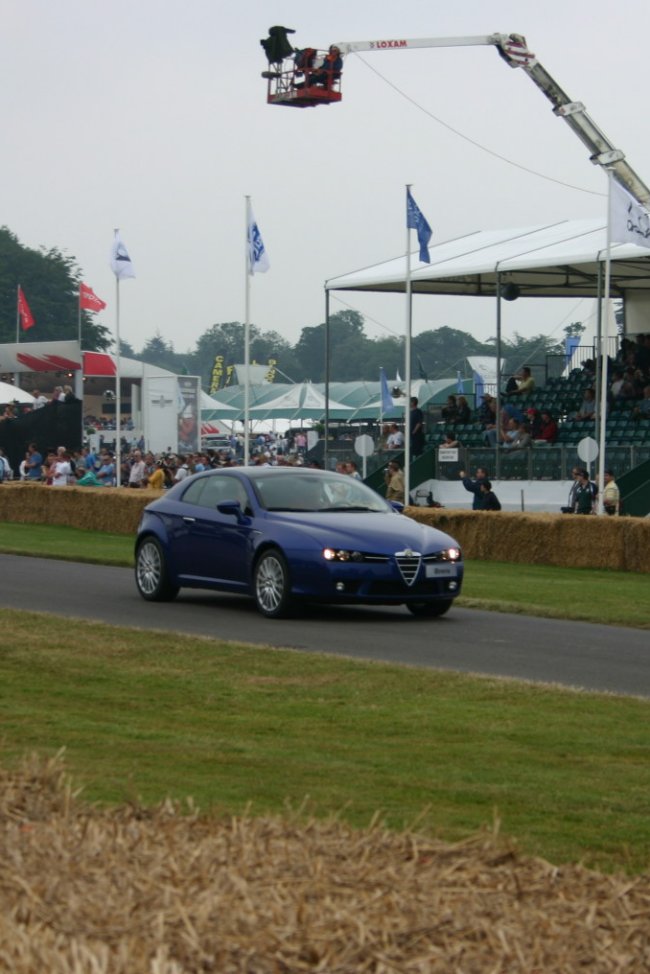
390,501 -> 405,513
217,499 -> 249,524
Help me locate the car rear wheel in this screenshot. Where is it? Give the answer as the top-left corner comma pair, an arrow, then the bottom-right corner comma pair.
406,599 -> 453,618
254,549 -> 293,618
135,537 -> 179,602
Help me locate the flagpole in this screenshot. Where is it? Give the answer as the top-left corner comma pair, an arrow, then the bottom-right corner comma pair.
78,285 -> 82,348
15,286 -> 21,390
244,196 -> 251,467
596,170 -> 613,514
115,270 -> 122,487
404,185 -> 412,504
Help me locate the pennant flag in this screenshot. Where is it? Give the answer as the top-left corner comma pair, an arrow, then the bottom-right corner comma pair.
379,367 -> 394,412
611,180 -> 650,250
17,286 -> 35,331
110,230 -> 136,279
247,203 -> 270,274
406,188 -> 432,263
79,282 -> 107,312
395,369 -> 402,383
456,370 -> 464,394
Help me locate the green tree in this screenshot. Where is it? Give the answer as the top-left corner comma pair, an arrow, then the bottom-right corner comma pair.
0,227 -> 111,350
295,310 -> 366,381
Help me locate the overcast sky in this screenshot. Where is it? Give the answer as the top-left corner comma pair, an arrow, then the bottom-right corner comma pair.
3,0 -> 649,364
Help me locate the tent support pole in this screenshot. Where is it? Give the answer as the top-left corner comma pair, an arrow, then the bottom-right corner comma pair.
324,287 -> 330,469
495,272 -> 502,481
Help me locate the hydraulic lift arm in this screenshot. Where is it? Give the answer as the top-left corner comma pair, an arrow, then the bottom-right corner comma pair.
335,32 -> 650,206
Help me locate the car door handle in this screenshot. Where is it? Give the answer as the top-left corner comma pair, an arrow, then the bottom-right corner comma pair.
182,516 -> 196,524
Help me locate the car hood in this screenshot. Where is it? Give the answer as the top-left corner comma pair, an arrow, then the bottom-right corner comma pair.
269,511 -> 459,554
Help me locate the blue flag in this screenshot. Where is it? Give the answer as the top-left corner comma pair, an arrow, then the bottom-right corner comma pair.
379,367 -> 394,413
406,188 -> 432,263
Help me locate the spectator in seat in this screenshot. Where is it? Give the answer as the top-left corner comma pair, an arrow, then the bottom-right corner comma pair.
441,395 -> 459,424
510,366 -> 535,396
536,410 -> 558,443
574,387 -> 596,420
455,395 -> 472,424
632,385 -> 650,419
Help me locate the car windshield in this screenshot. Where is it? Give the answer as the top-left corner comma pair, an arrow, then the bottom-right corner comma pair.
253,473 -> 391,513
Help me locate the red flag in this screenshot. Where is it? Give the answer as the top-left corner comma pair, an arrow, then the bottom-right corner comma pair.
79,282 -> 107,312
17,286 -> 35,331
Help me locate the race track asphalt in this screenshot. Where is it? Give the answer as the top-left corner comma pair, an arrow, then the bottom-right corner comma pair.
1,553 -> 647,697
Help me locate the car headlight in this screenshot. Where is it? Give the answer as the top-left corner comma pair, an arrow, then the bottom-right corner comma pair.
442,547 -> 461,562
323,548 -> 363,562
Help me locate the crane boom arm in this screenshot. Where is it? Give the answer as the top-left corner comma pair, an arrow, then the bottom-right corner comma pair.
335,32 -> 650,206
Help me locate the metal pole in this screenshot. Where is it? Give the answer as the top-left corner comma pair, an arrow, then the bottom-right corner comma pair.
244,197 -> 251,467
404,184 -> 412,503
324,286 -> 330,469
596,170 -> 613,514
115,274 -> 122,487
495,272 -> 502,481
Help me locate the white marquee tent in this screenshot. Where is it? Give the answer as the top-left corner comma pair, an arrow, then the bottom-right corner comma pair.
326,218 -> 650,332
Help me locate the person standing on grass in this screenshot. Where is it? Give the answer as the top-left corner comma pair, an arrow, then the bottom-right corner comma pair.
460,467 -> 489,510
602,470 -> 621,516
479,479 -> 501,511
573,470 -> 595,514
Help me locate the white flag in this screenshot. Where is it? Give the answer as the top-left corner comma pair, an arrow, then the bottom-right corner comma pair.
247,204 -> 270,274
611,181 -> 650,250
110,229 -> 136,279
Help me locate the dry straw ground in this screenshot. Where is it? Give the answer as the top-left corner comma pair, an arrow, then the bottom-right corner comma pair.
2,753 -> 649,973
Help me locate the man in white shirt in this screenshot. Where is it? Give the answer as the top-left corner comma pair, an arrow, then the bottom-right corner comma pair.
128,450 -> 147,488
386,424 -> 404,449
31,389 -> 49,409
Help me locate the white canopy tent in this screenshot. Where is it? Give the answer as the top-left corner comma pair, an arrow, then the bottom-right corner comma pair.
0,381 -> 35,405
326,219 -> 650,324
249,381 -> 352,421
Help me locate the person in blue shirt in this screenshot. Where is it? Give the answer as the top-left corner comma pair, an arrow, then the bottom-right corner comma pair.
26,442 -> 43,480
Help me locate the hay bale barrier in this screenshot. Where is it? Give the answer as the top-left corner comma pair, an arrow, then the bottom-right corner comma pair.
2,754 -> 650,973
1,484 -> 650,572
405,507 -> 650,574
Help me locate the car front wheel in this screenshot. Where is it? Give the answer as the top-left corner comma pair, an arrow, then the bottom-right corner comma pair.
254,549 -> 293,618
406,599 -> 453,618
135,537 -> 179,602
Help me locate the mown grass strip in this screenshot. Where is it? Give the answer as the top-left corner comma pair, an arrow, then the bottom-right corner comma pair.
1,608 -> 649,874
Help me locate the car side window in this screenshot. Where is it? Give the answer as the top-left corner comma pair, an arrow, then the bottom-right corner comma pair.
183,475 -> 250,512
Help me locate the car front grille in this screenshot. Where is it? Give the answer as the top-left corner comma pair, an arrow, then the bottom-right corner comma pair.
395,552 -> 422,587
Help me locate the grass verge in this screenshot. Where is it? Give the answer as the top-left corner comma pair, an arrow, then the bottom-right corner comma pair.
1,608 -> 649,874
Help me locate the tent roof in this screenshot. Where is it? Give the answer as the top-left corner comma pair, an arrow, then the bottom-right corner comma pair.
326,219 -> 650,299
0,381 -> 34,404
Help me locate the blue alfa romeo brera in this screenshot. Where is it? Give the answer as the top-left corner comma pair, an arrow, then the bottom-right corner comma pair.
135,467 -> 463,619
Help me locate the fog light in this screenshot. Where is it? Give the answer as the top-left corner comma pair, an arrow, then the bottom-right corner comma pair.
448,581 -> 458,591
336,582 -> 345,592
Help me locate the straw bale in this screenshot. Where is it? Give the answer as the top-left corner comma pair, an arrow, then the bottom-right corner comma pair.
406,508 -> 650,574
2,753 -> 650,973
0,484 -> 153,535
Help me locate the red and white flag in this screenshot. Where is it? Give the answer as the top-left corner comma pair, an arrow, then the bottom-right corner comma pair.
79,282 -> 107,312
17,285 -> 35,331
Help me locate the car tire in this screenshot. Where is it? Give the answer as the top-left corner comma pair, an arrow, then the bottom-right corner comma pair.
254,549 -> 294,618
406,599 -> 453,618
135,537 -> 179,602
